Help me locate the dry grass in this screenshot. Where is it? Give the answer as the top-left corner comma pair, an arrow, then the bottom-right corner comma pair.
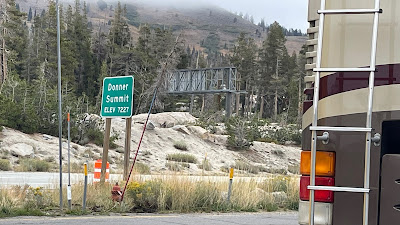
166,153 -> 198,164
0,175 -> 299,217
173,141 -> 188,151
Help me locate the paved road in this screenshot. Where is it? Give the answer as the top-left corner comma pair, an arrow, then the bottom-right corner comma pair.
0,172 -> 277,188
0,212 -> 298,225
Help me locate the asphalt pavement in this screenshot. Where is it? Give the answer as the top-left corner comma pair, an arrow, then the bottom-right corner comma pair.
0,212 -> 298,225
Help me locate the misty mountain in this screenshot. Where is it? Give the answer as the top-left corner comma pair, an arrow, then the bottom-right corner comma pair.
16,0 -> 306,54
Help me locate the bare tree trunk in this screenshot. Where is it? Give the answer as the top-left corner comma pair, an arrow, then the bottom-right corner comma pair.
298,75 -> 303,125
244,82 -> 250,117
201,94 -> 205,113
0,30 -> 6,94
249,87 -> 254,115
259,95 -> 264,119
23,87 -> 28,113
274,87 -> 278,121
236,93 -> 240,115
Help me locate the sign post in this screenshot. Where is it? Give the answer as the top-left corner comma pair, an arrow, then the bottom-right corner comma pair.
67,113 -> 71,210
100,76 -> 134,183
227,167 -> 234,202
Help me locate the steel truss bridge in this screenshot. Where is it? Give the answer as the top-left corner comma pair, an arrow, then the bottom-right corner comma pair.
165,67 -> 244,117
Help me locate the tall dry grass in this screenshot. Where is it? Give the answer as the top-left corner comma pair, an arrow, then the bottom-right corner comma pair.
0,174 -> 299,217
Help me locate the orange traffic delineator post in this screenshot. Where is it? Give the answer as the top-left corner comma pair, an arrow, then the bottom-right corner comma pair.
94,159 -> 109,183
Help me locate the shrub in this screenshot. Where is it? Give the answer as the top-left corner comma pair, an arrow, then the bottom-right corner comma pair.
265,168 -> 288,175
134,162 -> 151,174
0,159 -> 11,171
45,156 -> 55,163
226,117 -> 251,150
198,159 -> 212,171
271,149 -> 284,156
126,181 -> 160,212
173,141 -> 188,151
166,153 -> 197,164
226,116 -> 261,151
86,128 -> 104,146
166,162 -> 181,172
233,160 -> 260,174
288,164 -> 300,174
194,112 -> 222,133
259,125 -> 302,145
18,159 -> 51,172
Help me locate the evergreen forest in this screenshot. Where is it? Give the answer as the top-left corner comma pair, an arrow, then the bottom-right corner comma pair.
0,0 -> 306,139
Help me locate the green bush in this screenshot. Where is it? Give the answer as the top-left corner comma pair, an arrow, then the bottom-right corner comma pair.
166,153 -> 197,164
259,125 -> 302,145
86,128 -> 104,146
126,181 -> 160,212
173,141 -> 188,151
19,159 -> 51,172
0,96 -> 39,134
226,117 -> 256,150
0,159 -> 11,171
194,112 -> 220,133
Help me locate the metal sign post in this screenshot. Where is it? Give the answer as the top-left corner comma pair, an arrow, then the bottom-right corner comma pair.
83,162 -> 88,211
56,0 -> 63,211
227,168 -> 234,202
67,113 -> 71,210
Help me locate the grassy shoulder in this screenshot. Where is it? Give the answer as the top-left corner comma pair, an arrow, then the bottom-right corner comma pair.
0,175 -> 299,218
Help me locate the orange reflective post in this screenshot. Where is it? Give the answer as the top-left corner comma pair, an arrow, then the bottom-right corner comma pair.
227,167 -> 234,202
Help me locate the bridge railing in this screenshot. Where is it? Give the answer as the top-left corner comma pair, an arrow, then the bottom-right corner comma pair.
165,67 -> 238,94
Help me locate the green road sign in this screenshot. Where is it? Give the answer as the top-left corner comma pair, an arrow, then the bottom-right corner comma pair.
100,76 -> 134,118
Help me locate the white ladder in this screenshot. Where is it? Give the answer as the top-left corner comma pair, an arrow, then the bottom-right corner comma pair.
308,0 -> 382,225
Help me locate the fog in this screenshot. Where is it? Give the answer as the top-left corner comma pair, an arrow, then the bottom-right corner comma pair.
86,0 -> 308,31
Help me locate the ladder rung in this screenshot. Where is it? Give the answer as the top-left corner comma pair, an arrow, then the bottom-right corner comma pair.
308,186 -> 370,193
313,68 -> 375,72
318,9 -> 382,15
310,126 -> 372,132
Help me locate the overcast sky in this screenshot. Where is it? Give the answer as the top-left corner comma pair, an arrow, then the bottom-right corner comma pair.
203,0 -> 308,32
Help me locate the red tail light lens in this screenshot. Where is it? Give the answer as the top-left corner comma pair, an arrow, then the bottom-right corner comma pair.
300,176 -> 335,203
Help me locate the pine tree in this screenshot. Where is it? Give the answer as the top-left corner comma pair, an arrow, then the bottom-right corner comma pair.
3,0 -> 28,80
258,21 -> 288,120
230,32 -> 258,116
27,7 -> 32,21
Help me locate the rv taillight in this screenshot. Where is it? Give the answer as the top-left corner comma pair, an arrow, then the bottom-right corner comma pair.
300,176 -> 335,203
300,151 -> 335,177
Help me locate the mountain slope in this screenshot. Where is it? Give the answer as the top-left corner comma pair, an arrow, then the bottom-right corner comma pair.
16,0 -> 306,54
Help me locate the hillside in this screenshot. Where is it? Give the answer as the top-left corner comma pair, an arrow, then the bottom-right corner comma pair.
0,112 -> 300,175
16,0 -> 306,54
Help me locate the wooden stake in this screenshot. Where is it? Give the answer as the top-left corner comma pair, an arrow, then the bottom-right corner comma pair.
100,118 -> 111,184
124,117 -> 132,181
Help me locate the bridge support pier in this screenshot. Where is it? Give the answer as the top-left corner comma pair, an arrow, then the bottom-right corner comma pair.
226,92 -> 232,118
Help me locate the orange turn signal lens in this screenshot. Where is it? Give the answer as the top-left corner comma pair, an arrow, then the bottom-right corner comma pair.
300,151 -> 335,177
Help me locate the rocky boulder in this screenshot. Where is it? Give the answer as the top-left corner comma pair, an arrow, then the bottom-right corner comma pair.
8,143 -> 34,157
